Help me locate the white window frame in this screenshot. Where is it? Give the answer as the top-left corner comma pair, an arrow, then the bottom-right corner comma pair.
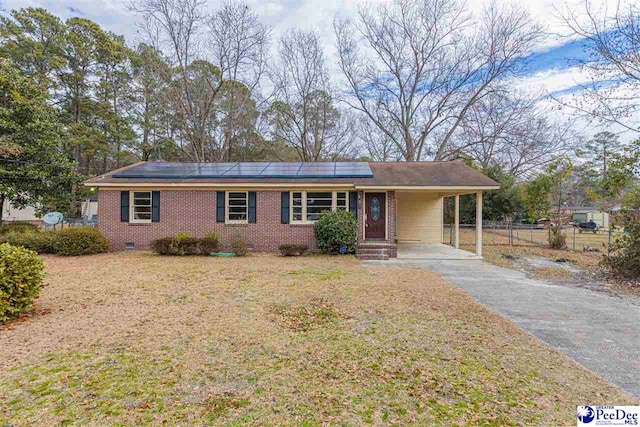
226,191 -> 249,224
130,191 -> 152,224
290,191 -> 349,224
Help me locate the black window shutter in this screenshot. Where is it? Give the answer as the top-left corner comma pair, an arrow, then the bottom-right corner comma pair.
248,191 -> 257,223
120,191 -> 129,222
349,191 -> 358,217
151,191 -> 160,222
281,191 -> 290,224
216,191 -> 225,223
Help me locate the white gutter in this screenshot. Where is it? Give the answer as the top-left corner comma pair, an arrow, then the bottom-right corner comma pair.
84,182 -> 356,189
353,185 -> 501,191
84,183 -> 499,191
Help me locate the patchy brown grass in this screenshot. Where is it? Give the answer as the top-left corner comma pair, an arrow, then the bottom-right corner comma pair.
463,244 -> 603,270
269,297 -> 347,332
0,252 -> 635,426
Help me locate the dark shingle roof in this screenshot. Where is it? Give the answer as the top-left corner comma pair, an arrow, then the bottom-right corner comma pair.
362,162 -> 499,187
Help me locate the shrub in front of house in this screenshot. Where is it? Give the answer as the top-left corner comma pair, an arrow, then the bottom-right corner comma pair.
0,230 -> 57,254
0,243 -> 46,322
279,244 -> 309,257
0,222 -> 40,235
602,221 -> 640,280
151,237 -> 177,255
200,233 -> 219,255
171,232 -> 205,255
53,227 -> 110,256
231,239 -> 248,256
151,232 -> 220,256
0,227 -> 108,256
175,232 -> 192,241
175,237 -> 201,255
314,209 -> 357,254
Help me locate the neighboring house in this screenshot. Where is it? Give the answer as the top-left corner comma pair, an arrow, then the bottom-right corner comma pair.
84,161 -> 499,260
558,205 -> 599,216
1,200 -> 40,224
557,205 -> 610,228
1,198 -> 98,225
572,210 -> 609,228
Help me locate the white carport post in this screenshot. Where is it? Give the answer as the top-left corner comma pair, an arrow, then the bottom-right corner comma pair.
454,195 -> 460,249
476,191 -> 483,257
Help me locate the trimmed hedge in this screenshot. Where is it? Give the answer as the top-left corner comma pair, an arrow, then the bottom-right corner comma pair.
200,233 -> 220,255
0,243 -> 45,322
151,233 -> 220,256
0,222 -> 40,235
0,230 -> 57,253
314,209 -> 356,254
150,237 -> 175,255
53,227 -> 110,256
279,244 -> 309,256
0,227 -> 109,256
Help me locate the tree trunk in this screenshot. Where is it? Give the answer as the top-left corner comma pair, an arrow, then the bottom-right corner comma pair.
0,193 -> 5,227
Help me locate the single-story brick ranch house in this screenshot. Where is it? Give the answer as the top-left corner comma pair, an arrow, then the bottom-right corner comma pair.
84,161 -> 499,260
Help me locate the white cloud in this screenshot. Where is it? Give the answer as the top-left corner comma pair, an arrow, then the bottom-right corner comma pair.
512,65 -> 593,97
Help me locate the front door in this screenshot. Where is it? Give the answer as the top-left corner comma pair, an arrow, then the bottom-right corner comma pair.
365,192 -> 386,239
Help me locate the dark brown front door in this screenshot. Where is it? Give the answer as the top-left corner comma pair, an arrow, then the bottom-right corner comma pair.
365,192 -> 386,239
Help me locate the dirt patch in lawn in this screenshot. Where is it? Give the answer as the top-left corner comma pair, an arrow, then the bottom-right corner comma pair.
467,245 -> 640,300
0,252 -> 635,425
268,297 -> 348,332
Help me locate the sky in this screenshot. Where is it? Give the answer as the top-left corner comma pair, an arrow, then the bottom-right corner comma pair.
0,0 -> 633,140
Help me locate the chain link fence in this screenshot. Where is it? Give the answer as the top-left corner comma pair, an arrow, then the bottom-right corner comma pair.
444,221 -> 618,255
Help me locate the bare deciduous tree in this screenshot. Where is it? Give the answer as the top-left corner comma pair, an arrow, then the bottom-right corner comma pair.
130,0 -> 216,161
334,0 -> 543,161
555,0 -> 640,133
268,29 -> 356,161
129,0 -> 269,161
445,89 -> 578,178
207,2 -> 270,160
358,117 -> 401,161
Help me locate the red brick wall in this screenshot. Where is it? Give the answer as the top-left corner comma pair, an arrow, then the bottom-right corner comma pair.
98,189 -> 318,252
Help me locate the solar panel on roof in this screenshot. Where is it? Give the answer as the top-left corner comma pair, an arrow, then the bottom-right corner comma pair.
297,163 -> 336,176
191,163 -> 237,177
261,163 -> 302,177
114,162 -> 199,178
225,162 -> 271,177
113,162 -> 373,179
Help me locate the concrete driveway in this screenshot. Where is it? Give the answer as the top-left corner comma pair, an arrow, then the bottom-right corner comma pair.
364,258 -> 640,397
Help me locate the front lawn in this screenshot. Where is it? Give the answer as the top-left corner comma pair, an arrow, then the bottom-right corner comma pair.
0,252 -> 635,425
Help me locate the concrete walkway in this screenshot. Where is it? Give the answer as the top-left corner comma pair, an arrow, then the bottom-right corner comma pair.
397,243 -> 482,260
364,258 -> 640,397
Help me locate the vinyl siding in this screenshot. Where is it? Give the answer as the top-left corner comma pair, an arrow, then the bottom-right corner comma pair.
395,192 -> 442,243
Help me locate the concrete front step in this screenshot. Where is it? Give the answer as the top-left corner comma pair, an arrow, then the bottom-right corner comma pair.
356,241 -> 395,260
357,242 -> 395,249
357,248 -> 387,253
357,254 -> 389,260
